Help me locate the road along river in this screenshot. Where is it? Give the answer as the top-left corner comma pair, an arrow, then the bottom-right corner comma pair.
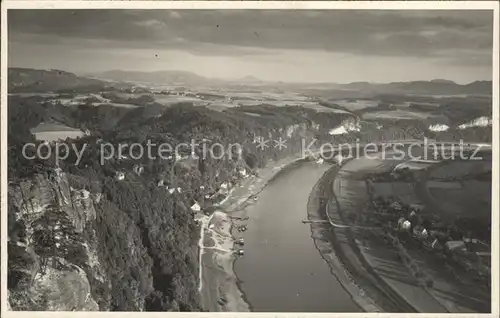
233,161 -> 362,312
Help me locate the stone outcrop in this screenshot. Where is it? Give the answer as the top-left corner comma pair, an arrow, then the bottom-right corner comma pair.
8,170 -> 105,311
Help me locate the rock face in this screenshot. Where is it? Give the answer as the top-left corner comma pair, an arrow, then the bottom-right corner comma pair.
8,170 -> 105,311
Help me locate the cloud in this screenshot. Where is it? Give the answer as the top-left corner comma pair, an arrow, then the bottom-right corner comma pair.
8,10 -> 493,59
169,11 -> 181,19
7,8 -> 494,80
8,29 -> 277,59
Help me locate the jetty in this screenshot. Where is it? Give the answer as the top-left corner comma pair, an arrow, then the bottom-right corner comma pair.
302,219 -> 329,224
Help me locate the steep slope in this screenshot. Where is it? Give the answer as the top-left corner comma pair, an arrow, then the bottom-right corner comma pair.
8,68 -> 110,93
8,170 -> 105,310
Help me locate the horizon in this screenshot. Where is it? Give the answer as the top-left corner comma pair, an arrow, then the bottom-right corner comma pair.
8,66 -> 492,86
90,69 -> 493,85
8,10 -> 493,84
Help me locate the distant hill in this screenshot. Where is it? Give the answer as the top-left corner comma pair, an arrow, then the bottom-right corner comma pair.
430,79 -> 457,84
464,81 -> 492,94
8,68 -> 113,93
338,80 -> 492,96
237,75 -> 264,84
92,70 -> 269,86
9,67 -> 492,96
94,70 -> 211,85
92,69 -> 491,95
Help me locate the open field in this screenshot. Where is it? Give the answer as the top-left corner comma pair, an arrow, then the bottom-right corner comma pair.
372,182 -> 420,206
395,101 -> 440,108
30,122 -> 84,142
10,93 -> 59,98
353,228 -> 448,313
301,103 -> 354,114
428,161 -> 491,179
335,154 -> 491,313
427,181 -> 491,221
393,161 -> 435,171
339,158 -> 399,177
334,179 -> 367,212
238,100 -> 316,108
426,181 -> 462,189
333,99 -> 379,111
153,95 -> 206,106
362,110 -> 437,120
32,131 -> 85,142
241,112 -> 262,117
228,91 -> 309,102
112,92 -> 139,99
92,102 -> 139,108
333,160 -> 447,312
206,103 -> 237,112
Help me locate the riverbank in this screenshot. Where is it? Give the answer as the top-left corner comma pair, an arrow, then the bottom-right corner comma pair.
199,155 -> 314,311
312,160 -> 425,312
326,151 -> 490,313
306,164 -> 381,312
327,159 -> 423,312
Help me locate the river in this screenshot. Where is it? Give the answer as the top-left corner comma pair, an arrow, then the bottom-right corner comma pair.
234,161 -> 361,312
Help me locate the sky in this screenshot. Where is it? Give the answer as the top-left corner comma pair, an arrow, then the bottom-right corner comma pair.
8,9 -> 494,84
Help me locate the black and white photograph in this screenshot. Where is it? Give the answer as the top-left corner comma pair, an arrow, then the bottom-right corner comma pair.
2,2 -> 498,314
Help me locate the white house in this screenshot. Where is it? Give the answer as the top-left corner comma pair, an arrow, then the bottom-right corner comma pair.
81,189 -> 90,200
397,218 -> 411,231
191,202 -> 201,212
239,168 -> 248,177
402,220 -> 411,230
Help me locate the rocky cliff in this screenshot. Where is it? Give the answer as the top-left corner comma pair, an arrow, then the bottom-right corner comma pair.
8,169 -> 106,310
